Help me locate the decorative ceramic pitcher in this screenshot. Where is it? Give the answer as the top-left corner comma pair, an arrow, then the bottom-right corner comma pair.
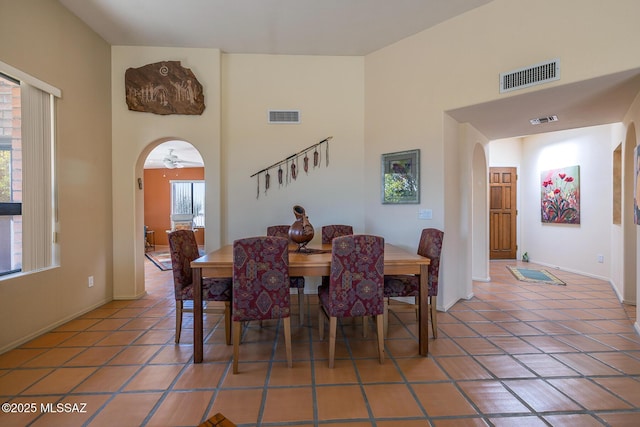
288,205 -> 314,250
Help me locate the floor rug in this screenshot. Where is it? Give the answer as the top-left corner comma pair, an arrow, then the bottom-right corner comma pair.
145,251 -> 172,271
507,265 -> 566,286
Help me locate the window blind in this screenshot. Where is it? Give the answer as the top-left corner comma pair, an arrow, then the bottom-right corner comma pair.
20,83 -> 54,271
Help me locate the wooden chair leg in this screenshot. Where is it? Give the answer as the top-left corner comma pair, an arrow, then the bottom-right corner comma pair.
362,316 -> 368,338
283,317 -> 292,368
298,289 -> 304,325
175,300 -> 183,344
318,307 -> 325,340
232,320 -> 242,374
383,297 -> 389,338
328,316 -> 337,368
375,314 -> 385,364
224,302 -> 231,345
430,296 -> 438,338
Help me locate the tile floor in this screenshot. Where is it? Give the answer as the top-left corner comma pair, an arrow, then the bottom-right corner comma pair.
1,257 -> 639,426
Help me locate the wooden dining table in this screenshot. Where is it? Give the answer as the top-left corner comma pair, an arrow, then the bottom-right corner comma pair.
190,243 -> 430,363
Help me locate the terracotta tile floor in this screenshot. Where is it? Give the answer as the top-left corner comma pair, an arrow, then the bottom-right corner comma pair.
1,258 -> 638,426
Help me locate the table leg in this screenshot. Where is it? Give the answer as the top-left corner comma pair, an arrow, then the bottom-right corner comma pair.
193,267 -> 203,363
418,264 -> 429,356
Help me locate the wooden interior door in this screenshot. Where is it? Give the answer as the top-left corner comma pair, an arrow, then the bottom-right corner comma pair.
490,167 -> 517,259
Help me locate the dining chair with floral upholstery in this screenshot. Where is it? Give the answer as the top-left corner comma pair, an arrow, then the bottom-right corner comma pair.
320,224 -> 353,287
232,236 -> 292,374
318,234 -> 385,368
168,230 -> 233,345
266,225 -> 306,324
321,224 -> 354,244
383,228 -> 443,338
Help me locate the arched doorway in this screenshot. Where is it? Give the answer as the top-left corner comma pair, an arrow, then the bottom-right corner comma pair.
472,142 -> 489,283
140,139 -> 205,285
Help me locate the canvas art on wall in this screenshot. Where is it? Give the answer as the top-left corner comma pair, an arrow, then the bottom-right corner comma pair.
540,165 -> 580,224
635,145 -> 640,225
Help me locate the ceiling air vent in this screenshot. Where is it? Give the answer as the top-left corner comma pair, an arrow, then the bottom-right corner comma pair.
530,115 -> 558,125
500,59 -> 560,93
268,110 -> 300,124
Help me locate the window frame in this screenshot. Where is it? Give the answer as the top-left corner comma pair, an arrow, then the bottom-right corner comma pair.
170,179 -> 205,228
0,62 -> 60,279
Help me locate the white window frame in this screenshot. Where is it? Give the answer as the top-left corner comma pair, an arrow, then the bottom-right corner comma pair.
0,61 -> 59,278
170,180 -> 205,228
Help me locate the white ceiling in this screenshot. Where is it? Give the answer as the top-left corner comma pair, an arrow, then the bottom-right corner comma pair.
144,141 -> 204,169
58,0 -> 640,165
58,0 -> 492,56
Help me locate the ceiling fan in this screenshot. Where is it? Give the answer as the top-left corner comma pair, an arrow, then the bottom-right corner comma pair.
162,148 -> 200,169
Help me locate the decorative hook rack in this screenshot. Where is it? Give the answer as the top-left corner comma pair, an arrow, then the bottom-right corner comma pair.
251,136 -> 332,198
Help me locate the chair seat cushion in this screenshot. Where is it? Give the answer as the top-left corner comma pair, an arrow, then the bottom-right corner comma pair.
384,275 -> 419,297
177,277 -> 232,301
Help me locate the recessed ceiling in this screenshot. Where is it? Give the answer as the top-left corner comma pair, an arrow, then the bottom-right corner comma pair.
58,0 -> 492,56
447,68 -> 640,140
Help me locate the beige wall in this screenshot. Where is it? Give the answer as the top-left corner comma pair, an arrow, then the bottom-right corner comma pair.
111,46 -> 222,299
221,54 -> 365,240
2,0 -> 640,352
221,54 -> 365,291
622,92 -> 640,326
364,0 -> 640,312
0,0 -> 112,352
520,125 -> 616,278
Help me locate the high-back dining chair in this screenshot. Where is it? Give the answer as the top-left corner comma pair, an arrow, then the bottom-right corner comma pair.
168,230 -> 233,345
232,236 -> 292,374
321,224 -> 354,244
318,234 -> 385,368
266,225 -> 306,324
320,225 -> 353,287
383,228 -> 443,338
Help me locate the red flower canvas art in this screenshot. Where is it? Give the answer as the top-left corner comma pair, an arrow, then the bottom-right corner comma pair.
540,165 -> 580,224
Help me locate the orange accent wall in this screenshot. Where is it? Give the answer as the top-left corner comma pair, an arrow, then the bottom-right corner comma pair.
143,167 -> 205,246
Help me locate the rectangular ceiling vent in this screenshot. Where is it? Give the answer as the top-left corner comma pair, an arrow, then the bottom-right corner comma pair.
500,59 -> 560,93
268,110 -> 301,124
530,115 -> 558,125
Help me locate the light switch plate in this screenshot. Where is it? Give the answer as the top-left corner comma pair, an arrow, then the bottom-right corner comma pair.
418,209 -> 432,220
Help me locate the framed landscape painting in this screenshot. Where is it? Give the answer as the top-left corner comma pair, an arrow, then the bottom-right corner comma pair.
540,165 -> 580,224
381,149 -> 420,204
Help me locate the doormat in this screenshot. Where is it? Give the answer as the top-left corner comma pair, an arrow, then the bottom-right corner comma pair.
507,266 -> 566,286
145,251 -> 172,271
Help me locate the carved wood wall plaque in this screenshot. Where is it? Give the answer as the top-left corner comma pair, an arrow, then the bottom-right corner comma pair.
125,61 -> 205,115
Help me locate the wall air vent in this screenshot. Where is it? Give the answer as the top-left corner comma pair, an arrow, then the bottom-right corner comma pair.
500,59 -> 560,93
268,110 -> 301,124
530,115 -> 558,125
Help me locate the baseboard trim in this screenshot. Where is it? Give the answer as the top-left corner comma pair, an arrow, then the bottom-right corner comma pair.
113,291 -> 147,300
0,297 -> 112,354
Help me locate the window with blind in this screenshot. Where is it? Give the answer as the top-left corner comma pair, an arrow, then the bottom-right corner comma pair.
171,180 -> 205,227
0,63 -> 59,277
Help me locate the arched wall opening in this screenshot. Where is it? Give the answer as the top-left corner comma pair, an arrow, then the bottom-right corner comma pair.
135,137 -> 205,294
471,142 -> 489,283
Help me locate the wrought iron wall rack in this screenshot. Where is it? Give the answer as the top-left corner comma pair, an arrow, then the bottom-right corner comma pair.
251,136 -> 332,198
